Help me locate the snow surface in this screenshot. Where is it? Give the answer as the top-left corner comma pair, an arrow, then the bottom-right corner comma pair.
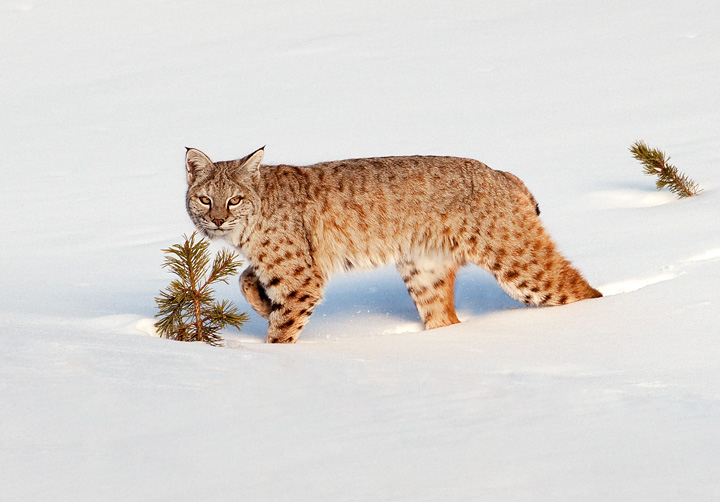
2,0 -> 720,500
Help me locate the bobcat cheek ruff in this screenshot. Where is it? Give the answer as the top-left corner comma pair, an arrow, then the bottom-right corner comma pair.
186,147 -> 601,343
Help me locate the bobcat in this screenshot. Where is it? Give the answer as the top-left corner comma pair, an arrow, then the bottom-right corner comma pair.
185,147 -> 602,343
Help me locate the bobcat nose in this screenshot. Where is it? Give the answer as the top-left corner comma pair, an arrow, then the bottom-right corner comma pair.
211,218 -> 225,227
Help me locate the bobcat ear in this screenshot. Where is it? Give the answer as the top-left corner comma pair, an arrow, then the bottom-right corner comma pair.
241,146 -> 265,176
185,148 -> 214,185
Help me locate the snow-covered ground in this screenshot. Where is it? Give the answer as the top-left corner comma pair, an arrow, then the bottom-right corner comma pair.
2,0 -> 719,500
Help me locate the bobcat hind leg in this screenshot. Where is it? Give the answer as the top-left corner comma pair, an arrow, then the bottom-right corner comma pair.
469,208 -> 602,307
397,256 -> 461,330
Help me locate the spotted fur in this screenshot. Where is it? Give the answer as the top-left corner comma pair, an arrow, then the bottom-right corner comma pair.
185,147 -> 601,343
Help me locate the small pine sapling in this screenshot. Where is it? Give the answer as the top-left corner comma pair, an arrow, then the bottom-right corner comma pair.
630,140 -> 701,198
155,232 -> 248,346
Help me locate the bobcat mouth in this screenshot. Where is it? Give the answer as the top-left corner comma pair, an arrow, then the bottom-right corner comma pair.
199,224 -> 229,238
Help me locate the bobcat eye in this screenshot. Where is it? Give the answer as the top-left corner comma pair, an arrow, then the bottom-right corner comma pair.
227,196 -> 242,207
198,196 -> 211,206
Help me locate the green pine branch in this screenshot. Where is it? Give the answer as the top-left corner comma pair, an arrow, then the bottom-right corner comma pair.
154,232 -> 248,346
630,140 -> 701,198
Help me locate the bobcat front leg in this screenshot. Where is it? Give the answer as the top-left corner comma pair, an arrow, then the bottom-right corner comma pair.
239,266 -> 272,319
261,270 -> 326,344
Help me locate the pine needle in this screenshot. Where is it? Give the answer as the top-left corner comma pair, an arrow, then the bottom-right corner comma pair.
154,232 -> 249,346
630,140 -> 701,198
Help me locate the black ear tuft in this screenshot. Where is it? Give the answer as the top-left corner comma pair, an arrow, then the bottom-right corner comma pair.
535,204 -> 541,216
241,146 -> 265,176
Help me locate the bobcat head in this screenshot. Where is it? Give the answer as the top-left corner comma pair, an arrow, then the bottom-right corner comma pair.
185,147 -> 264,241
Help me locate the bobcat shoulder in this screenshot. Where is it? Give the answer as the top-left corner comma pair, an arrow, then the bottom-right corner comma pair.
185,147 -> 601,343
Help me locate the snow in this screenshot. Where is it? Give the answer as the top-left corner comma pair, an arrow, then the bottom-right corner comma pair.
2,0 -> 720,500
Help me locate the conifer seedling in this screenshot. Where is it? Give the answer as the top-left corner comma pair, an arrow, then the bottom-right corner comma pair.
155,232 -> 248,346
630,140 -> 701,198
